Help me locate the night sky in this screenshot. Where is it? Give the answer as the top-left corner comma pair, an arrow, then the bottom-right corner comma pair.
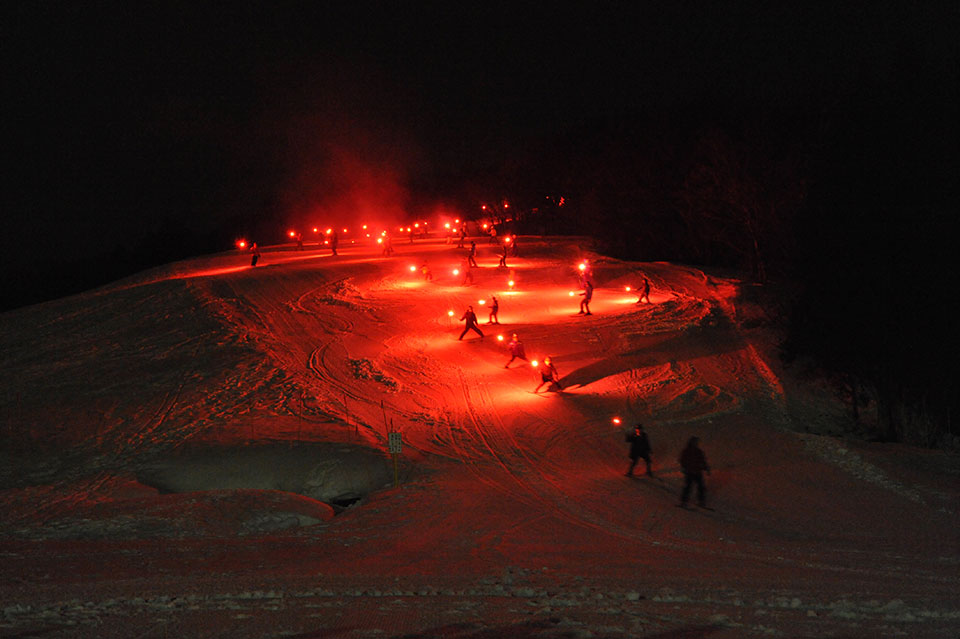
3,3 -> 957,311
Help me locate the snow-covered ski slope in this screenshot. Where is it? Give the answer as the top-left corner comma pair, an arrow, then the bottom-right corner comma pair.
1,236 -> 957,638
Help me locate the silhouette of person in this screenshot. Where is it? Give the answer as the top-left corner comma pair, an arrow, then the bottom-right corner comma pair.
458,305 -> 484,340
625,424 -> 653,477
461,258 -> 474,285
498,242 -> 508,268
467,241 -> 478,268
487,295 -> 499,324
637,276 -> 651,304
534,356 -> 563,393
457,226 -> 467,248
504,333 -> 527,368
331,230 -> 339,256
579,280 -> 593,315
421,262 -> 433,281
296,232 -> 303,250
250,242 -> 261,267
679,436 -> 711,508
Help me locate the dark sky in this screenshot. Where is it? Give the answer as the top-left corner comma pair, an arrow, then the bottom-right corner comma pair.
3,2 -> 957,308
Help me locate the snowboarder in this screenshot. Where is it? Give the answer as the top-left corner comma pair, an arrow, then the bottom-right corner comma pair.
679,436 -> 711,508
534,356 -> 563,393
250,242 -> 261,267
498,242 -> 508,268
458,305 -> 484,341
579,280 -> 593,315
504,333 -> 527,368
625,424 -> 653,477
637,276 -> 651,304
467,241 -> 478,268
487,295 -> 499,324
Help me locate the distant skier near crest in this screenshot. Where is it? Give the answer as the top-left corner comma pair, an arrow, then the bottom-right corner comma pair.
467,241 -> 478,268
487,295 -> 499,324
534,356 -> 563,393
579,280 -> 593,315
679,436 -> 711,509
637,276 -> 651,304
625,423 -> 653,477
458,305 -> 484,341
504,333 -> 527,368
250,242 -> 261,267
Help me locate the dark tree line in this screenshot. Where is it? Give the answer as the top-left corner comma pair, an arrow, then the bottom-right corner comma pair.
527,77 -> 957,448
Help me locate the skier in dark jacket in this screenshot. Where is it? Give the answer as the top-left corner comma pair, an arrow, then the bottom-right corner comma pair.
498,242 -> 508,268
625,424 -> 653,477
504,333 -> 527,368
458,305 -> 484,341
679,436 -> 711,508
250,242 -> 261,267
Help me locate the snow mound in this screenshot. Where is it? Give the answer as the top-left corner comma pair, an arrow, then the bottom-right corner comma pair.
137,442 -> 393,505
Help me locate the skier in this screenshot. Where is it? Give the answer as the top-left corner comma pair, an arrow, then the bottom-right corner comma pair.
534,356 -> 563,393
250,242 -> 261,267
296,232 -> 303,250
487,295 -> 499,324
381,234 -> 393,257
461,258 -> 474,285
498,242 -> 508,268
458,305 -> 484,341
331,230 -> 339,256
678,436 -> 711,509
637,276 -> 651,304
579,280 -> 593,315
510,234 -> 519,257
421,262 -> 433,281
504,333 -> 527,368
467,241 -> 478,268
456,225 -> 467,248
625,424 -> 653,477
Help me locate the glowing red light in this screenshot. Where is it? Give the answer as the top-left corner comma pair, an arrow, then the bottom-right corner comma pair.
508,280 -> 515,287
497,334 -> 504,341
326,228 -> 332,234
410,266 -> 417,272
447,310 -> 454,317
377,238 -> 383,244
612,417 -> 621,425
625,286 -> 631,292
444,223 -> 451,229
531,360 -> 539,367
504,236 -> 511,243
362,224 -> 368,230
289,230 -> 296,238
342,228 -> 348,233
414,223 -> 420,228
453,269 -> 460,276
569,291 -> 575,296
237,240 -> 247,249
478,299 -> 485,305
455,218 -> 460,224
312,227 -> 319,233
578,263 -> 586,271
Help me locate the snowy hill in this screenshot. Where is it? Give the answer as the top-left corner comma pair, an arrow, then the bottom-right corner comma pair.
1,236 -> 957,638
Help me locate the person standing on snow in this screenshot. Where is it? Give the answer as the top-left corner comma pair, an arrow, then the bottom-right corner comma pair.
250,242 -> 261,267
534,356 -> 563,393
458,305 -> 484,341
498,242 -> 508,268
457,225 -> 467,248
637,276 -> 651,304
504,333 -> 527,368
487,295 -> 500,324
467,241 -> 478,268
679,436 -> 711,508
461,258 -> 474,285
625,423 -> 653,477
579,280 -> 594,315
331,230 -> 340,256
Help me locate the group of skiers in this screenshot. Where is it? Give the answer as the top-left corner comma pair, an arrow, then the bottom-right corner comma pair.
626,425 -> 712,509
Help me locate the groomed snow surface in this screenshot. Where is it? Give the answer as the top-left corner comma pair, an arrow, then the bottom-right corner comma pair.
1,236 -> 957,638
